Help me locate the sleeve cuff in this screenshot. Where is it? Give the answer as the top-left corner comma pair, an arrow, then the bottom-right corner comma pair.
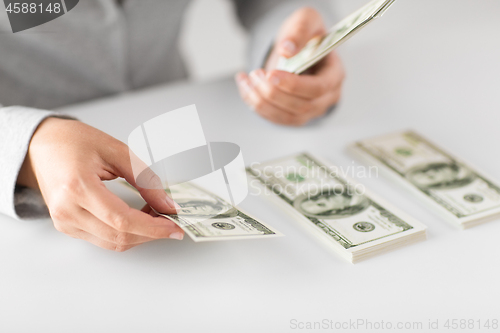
0,106 -> 74,219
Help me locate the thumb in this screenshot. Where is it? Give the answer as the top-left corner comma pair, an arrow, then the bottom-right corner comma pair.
109,143 -> 180,215
133,167 -> 180,215
276,7 -> 326,58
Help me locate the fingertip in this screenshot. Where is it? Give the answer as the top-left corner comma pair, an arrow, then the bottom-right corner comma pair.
169,231 -> 184,241
165,193 -> 178,207
267,69 -> 292,85
249,69 -> 267,87
267,69 -> 292,77
257,68 -> 267,76
164,195 -> 180,214
237,75 -> 254,96
278,39 -> 297,58
235,72 -> 246,83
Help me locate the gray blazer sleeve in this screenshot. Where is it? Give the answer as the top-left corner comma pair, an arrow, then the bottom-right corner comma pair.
0,106 -> 68,219
231,0 -> 336,71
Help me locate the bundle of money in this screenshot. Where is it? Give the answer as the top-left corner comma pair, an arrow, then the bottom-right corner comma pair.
349,131 -> 500,229
247,153 -> 426,263
277,0 -> 397,74
123,181 -> 282,242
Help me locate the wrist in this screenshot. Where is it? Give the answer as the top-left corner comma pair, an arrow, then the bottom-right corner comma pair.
17,117 -> 73,189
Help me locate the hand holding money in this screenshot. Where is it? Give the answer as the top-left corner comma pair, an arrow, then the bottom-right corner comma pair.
17,117 -> 185,251
235,7 -> 345,126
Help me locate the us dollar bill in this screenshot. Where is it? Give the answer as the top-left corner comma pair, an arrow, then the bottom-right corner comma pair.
350,131 -> 500,228
122,181 -> 282,242
247,153 -> 426,263
277,0 -> 397,74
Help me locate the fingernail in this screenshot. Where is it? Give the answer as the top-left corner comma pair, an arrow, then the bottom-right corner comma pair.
235,73 -> 244,84
249,71 -> 263,86
268,74 -> 280,86
281,40 -> 296,55
169,232 -> 184,240
256,70 -> 266,80
166,195 -> 180,211
239,78 -> 253,94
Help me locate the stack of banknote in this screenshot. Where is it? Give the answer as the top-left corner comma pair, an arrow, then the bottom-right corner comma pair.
349,131 -> 500,229
277,0 -> 398,74
122,130 -> 500,261
121,130 -> 500,262
247,153 -> 427,263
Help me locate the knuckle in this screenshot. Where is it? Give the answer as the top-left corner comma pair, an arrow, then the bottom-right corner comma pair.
59,176 -> 84,196
340,67 -> 346,81
265,86 -> 279,100
108,138 -> 128,157
114,232 -> 130,246
331,87 -> 343,105
49,204 -> 69,222
269,118 -> 284,126
67,229 -> 82,239
294,24 -> 309,36
111,212 -> 128,232
138,167 -> 162,190
317,81 -> 329,96
52,221 -> 76,237
113,244 -> 130,252
317,106 -> 330,117
291,7 -> 320,30
116,140 -> 129,154
332,93 -> 341,105
52,220 -> 67,234
280,114 -> 295,125
286,113 -> 309,126
299,117 -> 310,126
254,107 -> 266,117
299,103 -> 314,114
149,226 -> 168,239
243,97 -> 253,109
254,97 -> 266,111
287,79 -> 300,94
299,6 -> 317,17
293,118 -> 308,127
259,112 -> 277,124
289,118 -> 302,126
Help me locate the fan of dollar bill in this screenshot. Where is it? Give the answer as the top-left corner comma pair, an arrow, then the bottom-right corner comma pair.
277,0 -> 398,74
122,181 -> 283,242
349,131 -> 500,229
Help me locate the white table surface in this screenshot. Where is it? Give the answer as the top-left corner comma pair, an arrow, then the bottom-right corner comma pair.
2,1 -> 500,332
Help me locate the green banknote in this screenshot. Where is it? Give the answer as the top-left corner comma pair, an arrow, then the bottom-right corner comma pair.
123,181 -> 282,242
350,131 -> 500,228
247,152 -> 426,263
277,0 -> 397,74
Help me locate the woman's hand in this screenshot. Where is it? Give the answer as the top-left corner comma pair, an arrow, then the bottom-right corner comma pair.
236,7 -> 345,126
18,117 -> 184,251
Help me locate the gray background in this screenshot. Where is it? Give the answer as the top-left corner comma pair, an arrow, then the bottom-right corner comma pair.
180,0 -> 247,82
